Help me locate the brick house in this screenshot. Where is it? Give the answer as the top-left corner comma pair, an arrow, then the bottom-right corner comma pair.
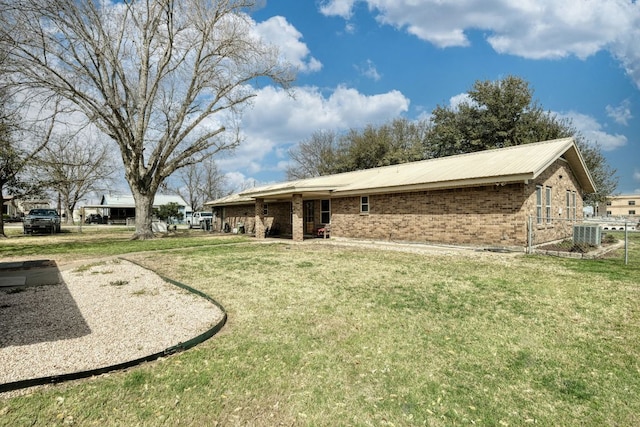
205,138 -> 596,250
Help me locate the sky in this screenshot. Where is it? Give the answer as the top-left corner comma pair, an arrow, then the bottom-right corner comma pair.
211,0 -> 640,196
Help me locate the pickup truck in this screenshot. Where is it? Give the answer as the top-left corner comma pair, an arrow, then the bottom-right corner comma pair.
186,211 -> 213,229
23,208 -> 61,234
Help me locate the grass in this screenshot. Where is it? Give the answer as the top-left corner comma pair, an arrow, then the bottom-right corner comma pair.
0,227 -> 247,262
1,232 -> 638,426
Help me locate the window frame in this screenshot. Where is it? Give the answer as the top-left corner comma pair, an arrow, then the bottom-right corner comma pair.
545,186 -> 552,224
320,199 -> 331,224
536,186 -> 543,224
360,196 -> 370,214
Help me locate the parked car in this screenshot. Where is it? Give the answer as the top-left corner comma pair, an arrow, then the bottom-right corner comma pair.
85,214 -> 106,224
23,209 -> 61,234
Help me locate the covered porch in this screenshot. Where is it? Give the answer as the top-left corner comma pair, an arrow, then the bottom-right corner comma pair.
210,189 -> 332,242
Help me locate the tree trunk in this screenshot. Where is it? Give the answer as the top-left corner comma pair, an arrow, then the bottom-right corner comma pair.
64,196 -> 75,225
0,191 -> 6,238
131,190 -> 155,240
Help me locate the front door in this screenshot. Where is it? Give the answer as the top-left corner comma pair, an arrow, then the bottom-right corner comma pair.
304,200 -> 315,234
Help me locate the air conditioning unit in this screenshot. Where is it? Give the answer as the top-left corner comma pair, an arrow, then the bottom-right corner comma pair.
573,224 -> 601,246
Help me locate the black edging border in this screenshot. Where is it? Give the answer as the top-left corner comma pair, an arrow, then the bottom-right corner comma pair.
0,258 -> 227,394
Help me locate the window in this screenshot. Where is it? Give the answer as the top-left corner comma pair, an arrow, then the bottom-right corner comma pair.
630,210 -> 637,215
536,186 -> 542,224
360,196 -> 369,214
262,203 -> 268,216
545,186 -> 552,224
567,190 -> 577,221
629,200 -> 636,206
321,199 -> 331,224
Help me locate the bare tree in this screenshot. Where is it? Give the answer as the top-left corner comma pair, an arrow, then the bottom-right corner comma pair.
0,92 -> 60,237
34,132 -> 116,224
174,158 -> 226,211
286,130 -> 340,180
0,0 -> 294,239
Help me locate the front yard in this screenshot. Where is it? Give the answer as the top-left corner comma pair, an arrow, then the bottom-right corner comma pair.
1,232 -> 639,426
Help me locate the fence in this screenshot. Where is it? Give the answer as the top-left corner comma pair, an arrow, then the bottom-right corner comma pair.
528,216 -> 636,265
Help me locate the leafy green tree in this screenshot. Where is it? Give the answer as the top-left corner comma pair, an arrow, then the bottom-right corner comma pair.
334,118 -> 429,172
428,76 -> 571,156
155,202 -> 183,223
427,75 -> 617,201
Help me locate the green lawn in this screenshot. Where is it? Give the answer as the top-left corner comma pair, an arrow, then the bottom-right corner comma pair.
1,233 -> 639,426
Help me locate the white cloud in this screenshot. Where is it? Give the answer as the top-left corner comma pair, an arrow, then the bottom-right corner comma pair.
634,170 -> 640,182
606,100 -> 633,126
319,0 -> 358,19
319,0 -> 640,88
253,16 -> 322,73
448,93 -> 474,111
556,111 -> 627,151
356,59 -> 382,81
222,171 -> 258,193
218,84 -> 410,181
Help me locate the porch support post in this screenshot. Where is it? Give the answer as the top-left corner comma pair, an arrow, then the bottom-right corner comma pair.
255,198 -> 265,239
292,194 -> 303,242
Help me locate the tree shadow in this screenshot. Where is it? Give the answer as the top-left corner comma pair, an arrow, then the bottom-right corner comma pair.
0,260 -> 91,347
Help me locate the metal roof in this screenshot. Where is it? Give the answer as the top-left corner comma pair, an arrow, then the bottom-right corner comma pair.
206,138 -> 596,206
100,194 -> 189,208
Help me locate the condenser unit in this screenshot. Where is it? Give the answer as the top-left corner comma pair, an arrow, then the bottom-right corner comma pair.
573,224 -> 602,246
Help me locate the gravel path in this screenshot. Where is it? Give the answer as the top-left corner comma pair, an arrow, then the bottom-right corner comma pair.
0,258 -> 225,391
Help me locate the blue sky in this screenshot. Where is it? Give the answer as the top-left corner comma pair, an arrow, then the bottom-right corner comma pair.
211,0 -> 640,195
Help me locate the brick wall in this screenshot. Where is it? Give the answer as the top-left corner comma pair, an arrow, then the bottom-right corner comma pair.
329,159 -> 585,248
220,205 -> 255,233
220,202 -> 292,235
525,159 -> 585,245
219,159 -> 586,248
330,186 -> 528,247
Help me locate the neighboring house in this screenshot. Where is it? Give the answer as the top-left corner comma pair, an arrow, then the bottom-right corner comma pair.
84,193 -> 190,224
600,194 -> 639,218
2,196 -> 51,218
205,138 -> 596,250
2,195 -> 20,219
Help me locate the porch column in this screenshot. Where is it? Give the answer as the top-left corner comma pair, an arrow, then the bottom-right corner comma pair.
255,198 -> 265,239
292,194 -> 303,242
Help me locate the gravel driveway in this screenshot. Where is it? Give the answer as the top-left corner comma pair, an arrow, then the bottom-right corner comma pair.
0,258 -> 225,393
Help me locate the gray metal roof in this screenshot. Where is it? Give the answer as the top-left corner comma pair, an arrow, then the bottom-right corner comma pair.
100,194 -> 189,208
206,138 -> 596,206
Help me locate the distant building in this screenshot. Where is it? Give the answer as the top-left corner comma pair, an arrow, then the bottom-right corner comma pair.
601,194 -> 639,218
2,195 -> 51,218
81,193 -> 190,224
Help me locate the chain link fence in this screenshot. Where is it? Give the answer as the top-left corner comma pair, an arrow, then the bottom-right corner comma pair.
527,216 -> 637,264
